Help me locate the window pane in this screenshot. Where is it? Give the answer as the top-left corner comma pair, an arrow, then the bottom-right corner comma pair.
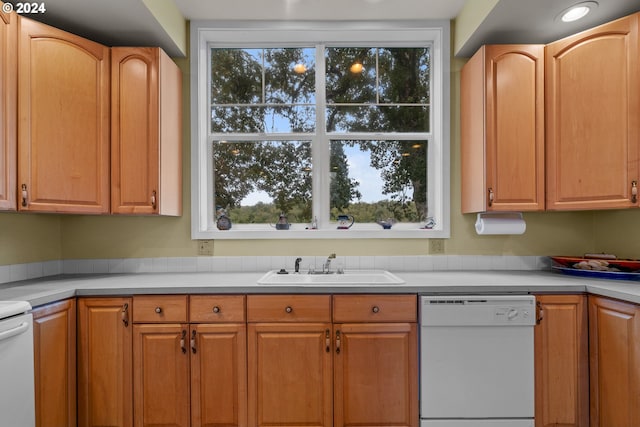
326,47 -> 377,104
378,48 -> 430,104
211,47 -> 316,133
330,140 -> 428,223
325,47 -> 430,132
212,106 -> 316,133
211,48 -> 262,104
213,140 -> 313,224
326,106 -> 429,132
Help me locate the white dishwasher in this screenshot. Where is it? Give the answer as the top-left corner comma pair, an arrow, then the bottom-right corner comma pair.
0,300 -> 35,427
420,295 -> 535,427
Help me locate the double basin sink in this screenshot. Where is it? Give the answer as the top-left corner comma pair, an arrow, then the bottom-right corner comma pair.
257,270 -> 405,286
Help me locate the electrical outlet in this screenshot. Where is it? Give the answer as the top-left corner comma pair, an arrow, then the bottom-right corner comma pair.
429,239 -> 445,254
198,240 -> 213,256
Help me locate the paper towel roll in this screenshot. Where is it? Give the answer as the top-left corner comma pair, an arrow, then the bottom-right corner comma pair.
475,213 -> 526,235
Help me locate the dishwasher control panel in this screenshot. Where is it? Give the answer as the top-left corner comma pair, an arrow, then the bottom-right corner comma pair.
420,295 -> 536,326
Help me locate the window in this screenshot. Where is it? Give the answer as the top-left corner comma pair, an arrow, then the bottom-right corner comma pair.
191,23 -> 450,239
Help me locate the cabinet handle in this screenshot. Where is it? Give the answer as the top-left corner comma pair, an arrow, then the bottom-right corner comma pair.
155,307 -> 163,314
285,306 -> 293,313
151,191 -> 157,210
212,306 -> 221,313
121,303 -> 129,327
21,184 -> 27,207
325,329 -> 331,353
180,330 -> 187,354
191,329 -> 197,354
632,181 -> 638,204
536,301 -> 544,325
372,306 -> 380,313
488,188 -> 494,207
335,330 -> 341,355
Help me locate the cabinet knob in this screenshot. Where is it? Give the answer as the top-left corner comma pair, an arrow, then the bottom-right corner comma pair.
285,306 -> 293,313
372,306 -> 380,313
155,307 -> 162,314
212,306 -> 221,313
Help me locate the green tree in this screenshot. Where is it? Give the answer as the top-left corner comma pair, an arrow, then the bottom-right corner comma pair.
330,142 -> 361,211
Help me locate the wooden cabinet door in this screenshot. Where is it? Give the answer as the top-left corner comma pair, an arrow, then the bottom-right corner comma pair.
33,299 -> 76,427
333,322 -> 418,427
191,323 -> 247,427
461,44 -> 544,213
78,297 -> 133,427
546,13 -> 640,210
111,47 -> 182,216
248,322 -> 333,427
589,296 -> 640,427
534,294 -> 588,427
0,4 -> 16,210
133,324 -> 190,427
18,17 -> 110,213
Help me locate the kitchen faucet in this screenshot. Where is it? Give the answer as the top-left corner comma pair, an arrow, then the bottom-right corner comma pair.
294,257 -> 302,273
323,253 -> 336,274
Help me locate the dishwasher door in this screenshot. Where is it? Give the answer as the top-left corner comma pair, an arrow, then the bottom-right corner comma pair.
420,296 -> 535,426
0,307 -> 35,427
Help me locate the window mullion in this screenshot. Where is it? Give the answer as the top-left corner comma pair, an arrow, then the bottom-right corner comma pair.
313,44 -> 330,228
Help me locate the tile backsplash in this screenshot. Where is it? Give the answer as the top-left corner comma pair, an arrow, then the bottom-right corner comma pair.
0,256 -> 551,285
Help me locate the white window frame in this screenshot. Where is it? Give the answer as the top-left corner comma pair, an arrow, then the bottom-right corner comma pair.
190,20 -> 450,239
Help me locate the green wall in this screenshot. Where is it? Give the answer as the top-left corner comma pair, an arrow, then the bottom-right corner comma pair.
2,28 -> 637,265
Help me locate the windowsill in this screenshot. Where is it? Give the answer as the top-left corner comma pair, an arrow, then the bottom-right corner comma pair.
198,224 -> 449,239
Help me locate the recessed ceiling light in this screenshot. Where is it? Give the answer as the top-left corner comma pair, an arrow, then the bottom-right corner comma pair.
558,1 -> 598,23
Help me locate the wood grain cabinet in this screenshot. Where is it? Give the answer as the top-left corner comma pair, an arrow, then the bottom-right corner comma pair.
332,295 -> 418,427
77,297 -> 133,427
32,299 -> 76,427
133,295 -> 247,427
111,47 -> 182,216
0,2 -> 16,211
534,294 -> 589,427
546,13 -> 640,210
247,295 -> 333,427
189,296 -> 247,427
18,17 -> 110,213
247,294 -> 418,427
461,44 -> 545,213
588,295 -> 640,427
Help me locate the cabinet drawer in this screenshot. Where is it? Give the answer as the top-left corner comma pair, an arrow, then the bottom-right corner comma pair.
247,295 -> 331,322
190,295 -> 246,323
133,295 -> 188,323
333,295 -> 417,322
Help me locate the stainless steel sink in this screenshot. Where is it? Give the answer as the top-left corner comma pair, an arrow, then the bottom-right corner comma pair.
257,270 -> 405,286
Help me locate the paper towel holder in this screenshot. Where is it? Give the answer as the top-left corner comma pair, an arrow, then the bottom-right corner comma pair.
475,212 -> 526,235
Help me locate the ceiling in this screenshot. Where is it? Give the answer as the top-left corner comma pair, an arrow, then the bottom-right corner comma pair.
22,0 -> 640,58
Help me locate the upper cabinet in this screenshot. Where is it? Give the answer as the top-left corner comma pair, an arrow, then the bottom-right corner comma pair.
0,4 -> 16,211
18,17 -> 110,213
545,13 -> 640,210
461,45 -> 545,213
111,47 -> 182,216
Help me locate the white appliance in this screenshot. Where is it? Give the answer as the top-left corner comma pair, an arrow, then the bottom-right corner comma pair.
420,295 -> 535,427
0,300 -> 35,427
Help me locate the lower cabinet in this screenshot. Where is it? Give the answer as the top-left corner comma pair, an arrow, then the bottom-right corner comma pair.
32,299 -> 76,427
77,297 -> 133,427
588,295 -> 640,427
533,294 -> 589,427
246,294 -> 418,427
333,295 -> 418,427
132,295 -> 247,427
76,293 -> 416,427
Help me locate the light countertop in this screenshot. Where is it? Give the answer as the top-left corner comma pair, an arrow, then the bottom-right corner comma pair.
1,270 -> 640,308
